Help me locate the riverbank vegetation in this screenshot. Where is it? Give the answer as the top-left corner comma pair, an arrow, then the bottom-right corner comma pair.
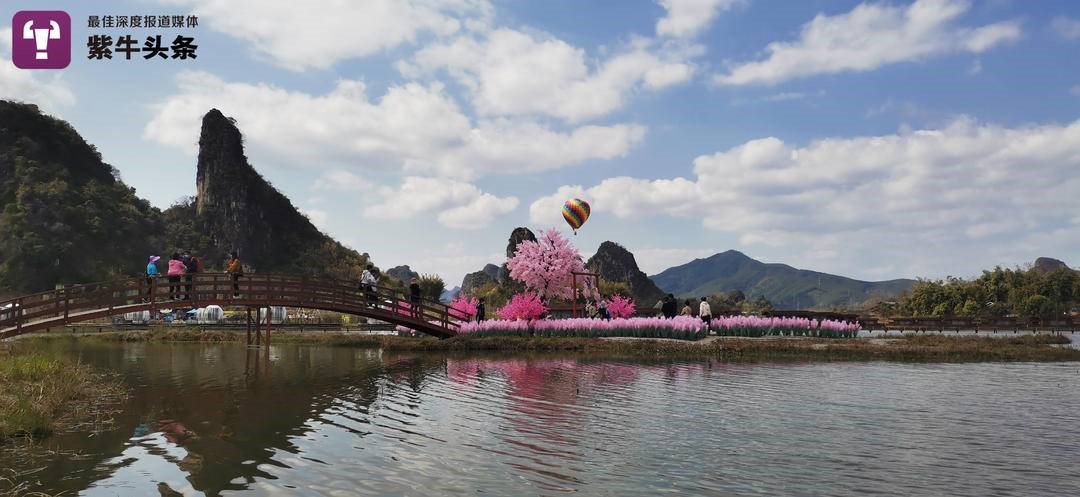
63,329 -> 1080,363
0,350 -> 126,441
886,263 -> 1080,318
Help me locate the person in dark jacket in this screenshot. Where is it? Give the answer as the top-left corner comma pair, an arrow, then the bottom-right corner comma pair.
476,298 -> 486,322
661,294 -> 677,318
408,277 -> 422,318
182,251 -> 198,300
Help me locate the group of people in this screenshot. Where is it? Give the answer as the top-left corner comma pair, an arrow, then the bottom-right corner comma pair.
660,294 -> 713,323
585,299 -> 611,320
359,264 -> 437,320
145,251 -> 243,301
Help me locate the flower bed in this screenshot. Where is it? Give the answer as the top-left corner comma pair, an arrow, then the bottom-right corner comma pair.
457,316 -> 709,340
711,315 -> 861,338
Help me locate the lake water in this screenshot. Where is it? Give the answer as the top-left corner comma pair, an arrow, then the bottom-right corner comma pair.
3,340 -> 1079,496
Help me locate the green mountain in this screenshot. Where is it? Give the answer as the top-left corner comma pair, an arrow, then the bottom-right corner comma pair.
0,102 -> 164,292
650,250 -> 915,310
0,101 -> 371,293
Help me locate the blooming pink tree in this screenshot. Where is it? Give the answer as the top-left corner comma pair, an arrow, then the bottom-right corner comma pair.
449,295 -> 478,320
497,293 -> 548,321
607,295 -> 635,319
506,228 -> 596,301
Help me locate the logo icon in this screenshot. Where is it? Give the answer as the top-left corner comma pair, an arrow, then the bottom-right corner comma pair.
12,11 -> 71,69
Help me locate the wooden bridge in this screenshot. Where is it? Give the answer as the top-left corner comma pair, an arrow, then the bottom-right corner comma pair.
0,273 -> 471,340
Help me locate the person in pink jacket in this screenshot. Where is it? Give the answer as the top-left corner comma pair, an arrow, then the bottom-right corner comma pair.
167,252 -> 186,300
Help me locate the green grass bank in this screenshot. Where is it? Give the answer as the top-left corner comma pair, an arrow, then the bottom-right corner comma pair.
58,329 -> 1080,363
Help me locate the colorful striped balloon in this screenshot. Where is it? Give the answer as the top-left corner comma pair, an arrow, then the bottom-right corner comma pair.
562,198 -> 591,233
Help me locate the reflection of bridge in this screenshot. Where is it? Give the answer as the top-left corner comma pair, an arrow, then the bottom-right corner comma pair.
0,273 -> 469,339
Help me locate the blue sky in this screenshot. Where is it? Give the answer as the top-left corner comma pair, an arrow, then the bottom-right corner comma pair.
3,0 -> 1079,286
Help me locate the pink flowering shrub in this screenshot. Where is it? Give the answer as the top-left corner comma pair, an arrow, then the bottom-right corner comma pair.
496,293 -> 548,321
607,295 -> 635,319
506,228 -> 597,301
449,295 -> 478,320
711,315 -> 861,338
457,316 -> 708,340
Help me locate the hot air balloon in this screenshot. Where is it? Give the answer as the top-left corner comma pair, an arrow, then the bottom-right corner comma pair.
562,198 -> 590,234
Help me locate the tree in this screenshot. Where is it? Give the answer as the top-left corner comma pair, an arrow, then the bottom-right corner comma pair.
418,274 -> 445,302
506,228 -> 595,301
497,293 -> 547,320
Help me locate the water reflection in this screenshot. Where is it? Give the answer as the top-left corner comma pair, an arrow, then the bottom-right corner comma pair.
3,341 -> 1079,496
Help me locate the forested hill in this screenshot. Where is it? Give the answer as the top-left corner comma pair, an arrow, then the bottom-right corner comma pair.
651,250 -> 915,310
0,101 -> 370,293
0,102 -> 163,292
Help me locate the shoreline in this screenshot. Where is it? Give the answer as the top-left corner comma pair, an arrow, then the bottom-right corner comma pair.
17,330 -> 1080,363
0,351 -> 127,442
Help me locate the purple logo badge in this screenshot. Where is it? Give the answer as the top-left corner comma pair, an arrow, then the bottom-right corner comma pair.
11,11 -> 71,69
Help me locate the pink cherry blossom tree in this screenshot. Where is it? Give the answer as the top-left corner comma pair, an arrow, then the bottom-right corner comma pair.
497,293 -> 548,321
506,228 -> 596,302
449,295 -> 478,320
607,294 -> 635,319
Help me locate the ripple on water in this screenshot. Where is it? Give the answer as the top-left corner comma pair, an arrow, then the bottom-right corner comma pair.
3,343 -> 1079,497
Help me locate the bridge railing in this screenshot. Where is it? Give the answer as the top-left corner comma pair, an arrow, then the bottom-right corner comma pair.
0,273 -> 471,336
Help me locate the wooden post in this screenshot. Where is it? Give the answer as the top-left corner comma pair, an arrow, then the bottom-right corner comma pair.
265,306 -> 273,346
246,307 -> 252,345
15,298 -> 22,334
255,308 -> 261,346
63,286 -> 70,324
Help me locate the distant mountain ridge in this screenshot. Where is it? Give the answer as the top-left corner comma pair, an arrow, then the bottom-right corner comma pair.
651,250 -> 915,309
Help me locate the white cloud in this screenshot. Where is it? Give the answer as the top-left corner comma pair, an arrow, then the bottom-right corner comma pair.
731,90 -> 826,105
170,0 -> 492,70
311,170 -> 373,192
532,118 -> 1080,278
0,27 -> 76,111
624,247 -> 718,275
1071,85 -> 1080,97
713,0 -> 1022,86
1051,16 -> 1080,40
364,176 -> 518,229
655,0 -> 742,38
300,208 -> 329,229
401,28 -> 698,122
144,71 -> 645,179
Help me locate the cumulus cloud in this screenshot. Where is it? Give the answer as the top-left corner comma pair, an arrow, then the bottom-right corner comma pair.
300,208 -> 329,229
144,71 -> 645,179
169,0 -> 492,70
713,0 -> 1022,86
0,27 -> 76,111
1051,16 -> 1080,40
401,28 -> 698,122
655,0 -> 742,38
531,118 -> 1080,278
311,170 -> 373,192
622,247 -> 718,275
364,177 -> 518,229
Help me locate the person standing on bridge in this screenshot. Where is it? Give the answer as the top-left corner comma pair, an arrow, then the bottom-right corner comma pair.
361,263 -> 377,303
476,298 -> 486,322
409,277 -> 422,319
145,255 -> 160,301
182,251 -> 199,300
167,253 -> 185,300
225,251 -> 243,298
